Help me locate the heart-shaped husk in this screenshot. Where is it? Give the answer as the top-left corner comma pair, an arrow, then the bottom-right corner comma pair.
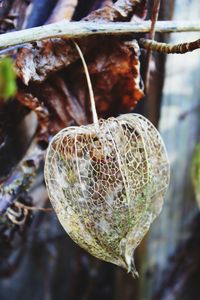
44,113 -> 170,276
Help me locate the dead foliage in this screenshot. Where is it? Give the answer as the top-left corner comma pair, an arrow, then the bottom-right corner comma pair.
16,0 -> 146,133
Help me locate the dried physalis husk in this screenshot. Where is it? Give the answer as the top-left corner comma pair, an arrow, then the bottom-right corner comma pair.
44,113 -> 170,276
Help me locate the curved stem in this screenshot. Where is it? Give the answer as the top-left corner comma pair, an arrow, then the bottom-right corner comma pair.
74,41 -> 100,131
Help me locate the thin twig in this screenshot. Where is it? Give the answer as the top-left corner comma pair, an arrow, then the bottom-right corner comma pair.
0,140 -> 44,214
139,38 -> 200,53
0,20 -> 200,49
74,42 -> 100,131
150,0 -> 161,39
15,202 -> 54,212
144,0 -> 161,92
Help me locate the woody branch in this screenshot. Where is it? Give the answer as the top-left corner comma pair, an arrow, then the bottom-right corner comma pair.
0,20 -> 199,50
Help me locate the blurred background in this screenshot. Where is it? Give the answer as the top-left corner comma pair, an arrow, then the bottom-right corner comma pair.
0,0 -> 200,299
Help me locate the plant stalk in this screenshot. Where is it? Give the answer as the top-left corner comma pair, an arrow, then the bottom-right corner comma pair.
74,42 -> 100,131
144,0 -> 161,92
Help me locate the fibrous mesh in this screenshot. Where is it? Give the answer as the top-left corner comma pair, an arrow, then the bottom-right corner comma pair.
44,113 -> 170,275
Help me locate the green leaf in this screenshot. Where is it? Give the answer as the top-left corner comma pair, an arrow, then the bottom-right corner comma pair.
0,57 -> 17,101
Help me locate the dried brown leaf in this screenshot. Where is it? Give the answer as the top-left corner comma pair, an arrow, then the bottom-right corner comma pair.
16,36 -> 143,134
84,0 -> 146,21
16,40 -> 84,85
68,38 -> 144,118
16,0 -> 147,84
22,75 -> 88,134
89,0 -> 114,14
16,91 -> 49,141
15,0 -> 145,134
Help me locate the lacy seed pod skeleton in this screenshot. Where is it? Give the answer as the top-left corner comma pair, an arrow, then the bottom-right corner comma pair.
44,114 -> 169,275
44,43 -> 170,276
